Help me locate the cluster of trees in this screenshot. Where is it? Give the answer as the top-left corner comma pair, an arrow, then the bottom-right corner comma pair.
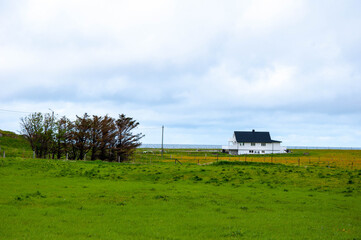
20,113 -> 144,162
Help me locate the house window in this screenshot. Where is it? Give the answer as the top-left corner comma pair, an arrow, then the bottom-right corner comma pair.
261,143 -> 266,146
240,142 -> 244,146
262,151 -> 265,153
251,143 -> 256,146
249,150 -> 253,153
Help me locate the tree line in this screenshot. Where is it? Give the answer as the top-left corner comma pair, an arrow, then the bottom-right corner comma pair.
20,113 -> 144,162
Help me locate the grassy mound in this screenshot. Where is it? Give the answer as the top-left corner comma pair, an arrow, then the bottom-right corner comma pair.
0,129 -> 32,158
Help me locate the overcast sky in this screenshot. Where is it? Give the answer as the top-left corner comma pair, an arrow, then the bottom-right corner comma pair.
1,0 -> 361,147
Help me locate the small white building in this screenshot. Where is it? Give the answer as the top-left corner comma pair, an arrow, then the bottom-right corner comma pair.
222,130 -> 287,155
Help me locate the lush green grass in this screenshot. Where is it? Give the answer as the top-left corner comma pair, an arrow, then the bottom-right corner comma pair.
1,130 -> 361,239
0,130 -> 33,158
0,157 -> 360,239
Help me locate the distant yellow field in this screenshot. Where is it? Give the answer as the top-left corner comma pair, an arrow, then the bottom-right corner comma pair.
136,149 -> 361,169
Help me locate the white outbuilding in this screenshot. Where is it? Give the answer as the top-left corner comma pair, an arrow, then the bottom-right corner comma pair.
222,130 -> 287,155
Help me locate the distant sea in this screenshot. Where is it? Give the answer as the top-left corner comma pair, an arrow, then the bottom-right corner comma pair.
286,146 -> 361,150
140,144 -> 222,149
139,144 -> 361,150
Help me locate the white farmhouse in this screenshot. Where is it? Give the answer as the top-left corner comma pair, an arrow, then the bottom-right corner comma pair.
222,130 -> 287,155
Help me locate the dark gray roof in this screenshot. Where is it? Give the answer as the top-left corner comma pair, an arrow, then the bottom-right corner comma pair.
234,130 -> 281,143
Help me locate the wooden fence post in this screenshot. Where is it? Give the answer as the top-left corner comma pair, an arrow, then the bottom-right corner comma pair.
3,151 -> 5,158
298,158 -> 300,166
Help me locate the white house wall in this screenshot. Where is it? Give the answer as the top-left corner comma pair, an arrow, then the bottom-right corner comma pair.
223,135 -> 286,155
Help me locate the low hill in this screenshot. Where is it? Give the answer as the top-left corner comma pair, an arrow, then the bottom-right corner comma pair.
0,129 -> 32,158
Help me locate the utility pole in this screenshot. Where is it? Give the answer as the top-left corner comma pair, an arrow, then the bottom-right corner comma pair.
161,125 -> 164,158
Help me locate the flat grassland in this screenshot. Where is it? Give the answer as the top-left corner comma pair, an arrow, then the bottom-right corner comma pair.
137,148 -> 361,169
0,131 -> 361,239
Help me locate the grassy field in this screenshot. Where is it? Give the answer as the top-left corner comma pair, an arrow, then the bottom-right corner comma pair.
136,148 -> 361,169
1,130 -> 361,239
0,130 -> 32,158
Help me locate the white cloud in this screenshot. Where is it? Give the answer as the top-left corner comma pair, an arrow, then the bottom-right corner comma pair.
180,62 -> 299,109
77,77 -> 129,97
1,0 -> 361,147
236,0 -> 305,34
0,0 -> 306,75
0,0 -> 233,74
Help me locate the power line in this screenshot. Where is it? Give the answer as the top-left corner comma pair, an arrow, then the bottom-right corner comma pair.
0,108 -> 33,114
138,127 -> 162,130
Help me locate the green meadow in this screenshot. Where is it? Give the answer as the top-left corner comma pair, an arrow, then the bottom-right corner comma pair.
0,130 -> 361,239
